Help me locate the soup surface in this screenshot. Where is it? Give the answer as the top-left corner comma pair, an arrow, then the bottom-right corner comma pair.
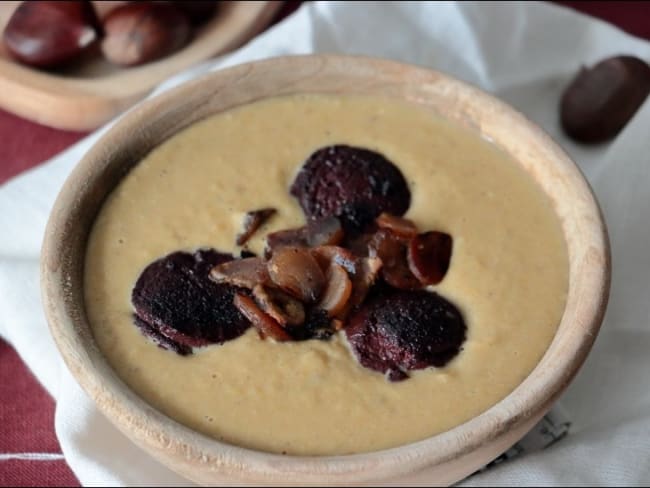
84,94 -> 568,455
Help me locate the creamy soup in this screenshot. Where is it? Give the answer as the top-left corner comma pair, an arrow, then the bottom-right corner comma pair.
84,94 -> 568,456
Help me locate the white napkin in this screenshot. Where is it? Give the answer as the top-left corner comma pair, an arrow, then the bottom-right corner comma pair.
2,1 -> 650,485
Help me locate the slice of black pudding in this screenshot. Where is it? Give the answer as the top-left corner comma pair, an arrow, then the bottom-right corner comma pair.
132,249 -> 251,353
290,145 -> 411,235
345,289 -> 466,381
133,315 -> 192,356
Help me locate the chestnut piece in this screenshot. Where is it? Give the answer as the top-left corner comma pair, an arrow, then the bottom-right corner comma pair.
346,256 -> 383,311
368,229 -> 421,290
3,1 -> 102,68
311,245 -> 357,274
265,227 -> 309,257
267,247 -> 326,303
306,216 -> 344,247
560,55 -> 650,143
311,246 -> 382,320
236,207 -> 276,246
376,213 -> 417,238
264,216 -> 343,257
209,257 -> 270,289
407,231 -> 453,286
101,1 -> 192,66
233,293 -> 291,342
317,264 -> 352,317
252,284 -> 305,327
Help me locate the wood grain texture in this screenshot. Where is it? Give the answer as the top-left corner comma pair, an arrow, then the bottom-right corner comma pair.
0,1 -> 282,130
41,55 -> 611,486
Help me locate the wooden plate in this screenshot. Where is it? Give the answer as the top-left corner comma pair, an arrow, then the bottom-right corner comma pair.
0,1 -> 283,131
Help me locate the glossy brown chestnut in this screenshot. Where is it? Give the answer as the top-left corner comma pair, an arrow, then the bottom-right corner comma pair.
560,55 -> 650,143
101,1 -> 192,67
3,0 -> 102,68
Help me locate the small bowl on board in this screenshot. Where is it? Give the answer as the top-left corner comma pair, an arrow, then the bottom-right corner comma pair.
41,55 -> 610,486
0,1 -> 283,131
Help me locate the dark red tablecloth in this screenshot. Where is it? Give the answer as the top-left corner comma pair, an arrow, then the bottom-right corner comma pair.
1,2 -> 648,486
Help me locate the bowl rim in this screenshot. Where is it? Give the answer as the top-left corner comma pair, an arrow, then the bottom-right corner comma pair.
41,54 -> 611,485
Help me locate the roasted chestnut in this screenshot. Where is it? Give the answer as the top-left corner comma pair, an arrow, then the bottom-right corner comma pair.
3,0 -> 102,68
101,1 -> 191,66
560,55 -> 650,143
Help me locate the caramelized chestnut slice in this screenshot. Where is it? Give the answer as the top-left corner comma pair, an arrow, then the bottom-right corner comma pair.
312,245 -> 382,315
265,227 -> 308,257
346,289 -> 466,381
3,1 -> 102,68
329,256 -> 383,323
317,264 -> 352,317
209,257 -> 270,289
267,247 -> 325,302
311,245 -> 357,274
306,216 -> 344,247
376,213 -> 417,238
233,293 -> 291,342
407,231 -> 453,285
132,249 -> 250,350
346,256 -> 383,311
236,208 -> 276,246
290,145 -> 411,234
264,216 -> 344,257
345,231 -> 375,259
368,229 -> 421,290
252,284 -> 305,327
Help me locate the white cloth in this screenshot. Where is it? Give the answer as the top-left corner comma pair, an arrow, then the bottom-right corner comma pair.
1,1 -> 650,485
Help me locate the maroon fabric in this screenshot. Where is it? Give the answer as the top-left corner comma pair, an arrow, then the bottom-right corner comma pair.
557,1 -> 650,40
0,459 -> 76,488
0,2 -> 647,486
0,111 -> 87,186
0,339 -> 78,486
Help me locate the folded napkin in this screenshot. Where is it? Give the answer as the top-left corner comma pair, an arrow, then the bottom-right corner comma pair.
2,1 -> 650,485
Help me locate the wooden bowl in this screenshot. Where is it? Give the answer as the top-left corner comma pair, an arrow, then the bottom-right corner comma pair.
41,55 -> 610,486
